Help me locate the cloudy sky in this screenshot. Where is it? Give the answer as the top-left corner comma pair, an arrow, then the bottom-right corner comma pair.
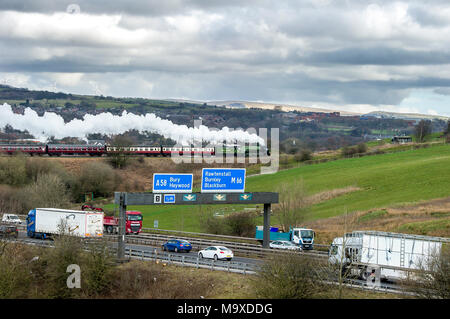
1,0 -> 450,116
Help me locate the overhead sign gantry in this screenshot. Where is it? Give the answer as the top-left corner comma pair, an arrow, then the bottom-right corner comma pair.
114,168 -> 278,260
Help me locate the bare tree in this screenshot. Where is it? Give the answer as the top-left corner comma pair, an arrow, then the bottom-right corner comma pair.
414,120 -> 432,143
274,179 -> 310,231
445,120 -> 450,143
402,246 -> 450,299
18,173 -> 70,211
107,135 -> 133,169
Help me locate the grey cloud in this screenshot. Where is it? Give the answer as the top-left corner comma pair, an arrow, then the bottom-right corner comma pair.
303,47 -> 450,66
0,0 -> 264,16
434,87 -> 450,96
1,0 -> 450,114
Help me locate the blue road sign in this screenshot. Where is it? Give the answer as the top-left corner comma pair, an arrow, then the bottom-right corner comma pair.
201,168 -> 246,193
153,173 -> 193,193
163,194 -> 176,203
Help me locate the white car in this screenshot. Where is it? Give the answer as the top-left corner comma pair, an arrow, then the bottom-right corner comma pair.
1,214 -> 23,225
269,240 -> 301,251
198,246 -> 234,261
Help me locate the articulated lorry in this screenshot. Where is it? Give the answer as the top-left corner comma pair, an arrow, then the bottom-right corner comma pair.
26,208 -> 104,239
81,205 -> 143,234
103,212 -> 142,235
328,230 -> 450,281
255,226 -> 315,250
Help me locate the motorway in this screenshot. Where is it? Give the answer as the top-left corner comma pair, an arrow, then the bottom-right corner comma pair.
11,229 -> 407,294
14,230 -> 264,266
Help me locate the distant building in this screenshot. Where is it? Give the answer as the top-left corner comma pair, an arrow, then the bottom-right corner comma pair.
391,136 -> 412,144
87,140 -> 105,145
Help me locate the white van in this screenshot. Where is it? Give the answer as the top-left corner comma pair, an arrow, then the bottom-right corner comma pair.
1,214 -> 24,225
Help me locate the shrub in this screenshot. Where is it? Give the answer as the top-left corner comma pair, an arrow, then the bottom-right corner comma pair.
200,209 -> 257,237
0,185 -> 28,215
106,261 -> 214,299
251,253 -> 332,299
341,143 -> 367,157
224,211 -> 257,237
200,209 -> 227,235
78,161 -> 119,198
341,146 -> 356,157
0,155 -> 27,186
25,158 -> 57,182
81,239 -> 114,297
18,173 -> 71,212
280,155 -> 290,165
0,243 -> 35,298
294,149 -> 312,162
356,143 -> 367,154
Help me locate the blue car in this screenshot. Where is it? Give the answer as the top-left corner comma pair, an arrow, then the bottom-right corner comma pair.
162,239 -> 192,253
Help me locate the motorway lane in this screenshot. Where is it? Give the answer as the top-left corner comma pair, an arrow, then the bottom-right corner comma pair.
16,230 -> 263,266
14,230 -> 406,293
115,241 -> 265,266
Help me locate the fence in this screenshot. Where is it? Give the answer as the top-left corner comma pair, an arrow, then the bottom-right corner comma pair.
125,247 -> 257,275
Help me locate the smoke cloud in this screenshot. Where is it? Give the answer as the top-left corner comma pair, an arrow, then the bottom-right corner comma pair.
0,103 -> 264,145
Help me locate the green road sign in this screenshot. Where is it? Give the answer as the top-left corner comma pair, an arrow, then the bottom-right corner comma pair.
213,194 -> 227,201
239,193 -> 253,201
183,194 -> 197,201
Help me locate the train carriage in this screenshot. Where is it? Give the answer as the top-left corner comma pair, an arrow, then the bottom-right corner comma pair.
0,144 -> 46,156
202,147 -> 215,156
161,146 -> 183,156
130,146 -> 161,156
0,142 -> 258,158
47,144 -> 105,156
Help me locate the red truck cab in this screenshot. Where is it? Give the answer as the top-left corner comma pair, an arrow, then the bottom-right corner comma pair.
124,211 -> 143,234
82,205 -> 143,235
103,211 -> 143,234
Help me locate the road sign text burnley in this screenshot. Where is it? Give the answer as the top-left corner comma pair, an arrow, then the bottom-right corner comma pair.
201,168 -> 246,193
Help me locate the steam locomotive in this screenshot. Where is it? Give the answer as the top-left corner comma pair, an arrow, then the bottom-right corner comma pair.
0,143 -> 268,157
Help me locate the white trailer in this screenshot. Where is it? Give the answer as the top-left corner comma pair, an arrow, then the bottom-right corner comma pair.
26,208 -> 103,239
329,231 -> 450,281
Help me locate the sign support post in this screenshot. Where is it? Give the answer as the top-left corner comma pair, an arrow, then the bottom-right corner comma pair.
118,192 -> 126,261
263,203 -> 271,249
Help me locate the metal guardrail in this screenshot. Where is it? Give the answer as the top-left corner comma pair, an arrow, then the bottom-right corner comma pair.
138,229 -> 328,250
125,247 -> 257,275
336,278 -> 415,296
114,233 -> 329,260
142,227 -> 260,243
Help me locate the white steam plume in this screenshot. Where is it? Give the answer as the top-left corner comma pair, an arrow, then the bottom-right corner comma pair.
0,103 -> 264,145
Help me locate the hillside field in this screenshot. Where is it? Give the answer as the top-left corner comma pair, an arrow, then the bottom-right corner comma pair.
104,144 -> 450,237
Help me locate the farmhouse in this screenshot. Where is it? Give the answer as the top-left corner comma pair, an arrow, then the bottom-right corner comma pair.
391,135 -> 412,144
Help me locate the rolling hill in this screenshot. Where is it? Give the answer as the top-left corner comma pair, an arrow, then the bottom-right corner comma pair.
105,143 -> 450,236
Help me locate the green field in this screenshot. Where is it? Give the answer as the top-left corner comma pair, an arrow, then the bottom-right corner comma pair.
106,144 -> 450,232
249,143 -> 450,220
0,96 -> 184,109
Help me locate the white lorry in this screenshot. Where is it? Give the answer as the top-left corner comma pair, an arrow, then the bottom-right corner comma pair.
26,208 -> 104,239
329,230 -> 450,281
2,213 -> 24,225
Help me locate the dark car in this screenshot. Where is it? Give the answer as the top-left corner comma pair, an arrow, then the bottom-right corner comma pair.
162,239 -> 192,253
0,224 -> 19,238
